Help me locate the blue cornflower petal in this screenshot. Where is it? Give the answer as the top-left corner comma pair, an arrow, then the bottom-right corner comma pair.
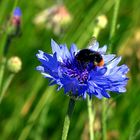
116,64 -> 129,74
60,75 -> 79,94
70,44 -> 78,59
60,44 -> 71,60
51,39 -> 60,54
87,81 -> 96,95
107,56 -> 122,69
36,66 -> 44,72
36,50 -> 47,61
97,45 -> 107,54
36,39 -> 129,99
36,66 -> 53,79
103,54 -> 116,63
51,39 -> 63,61
94,67 -> 107,75
100,89 -> 110,98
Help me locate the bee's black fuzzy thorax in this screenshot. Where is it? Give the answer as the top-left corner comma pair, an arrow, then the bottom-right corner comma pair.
75,49 -> 103,64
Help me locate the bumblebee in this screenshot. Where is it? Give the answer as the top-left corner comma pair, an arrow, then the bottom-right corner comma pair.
75,49 -> 104,67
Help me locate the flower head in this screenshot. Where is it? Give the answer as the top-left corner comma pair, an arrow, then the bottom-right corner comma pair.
12,7 -> 22,26
36,40 -> 129,99
7,7 -> 22,37
33,5 -> 72,35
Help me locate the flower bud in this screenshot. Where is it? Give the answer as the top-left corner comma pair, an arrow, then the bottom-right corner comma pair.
7,7 -> 22,36
12,7 -> 22,26
7,56 -> 22,73
95,15 -> 108,29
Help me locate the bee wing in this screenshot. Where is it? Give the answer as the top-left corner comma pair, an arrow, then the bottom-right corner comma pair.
88,37 -> 99,51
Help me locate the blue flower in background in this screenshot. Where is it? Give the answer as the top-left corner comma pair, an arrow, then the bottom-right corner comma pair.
36,39 -> 129,99
13,7 -> 22,17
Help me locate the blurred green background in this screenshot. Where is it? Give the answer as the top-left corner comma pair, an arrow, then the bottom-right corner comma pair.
0,0 -> 140,140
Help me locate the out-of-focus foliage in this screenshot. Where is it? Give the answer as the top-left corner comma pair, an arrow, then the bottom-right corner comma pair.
0,0 -> 140,140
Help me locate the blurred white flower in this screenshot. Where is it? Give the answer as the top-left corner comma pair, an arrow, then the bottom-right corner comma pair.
34,5 -> 72,35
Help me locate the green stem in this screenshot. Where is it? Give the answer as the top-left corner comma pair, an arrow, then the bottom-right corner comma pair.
0,73 -> 15,104
87,96 -> 94,140
62,98 -> 75,140
18,86 -> 54,140
129,119 -> 140,140
0,0 -> 19,55
93,26 -> 100,38
101,1 -> 120,139
102,98 -> 107,140
12,0 -> 19,12
87,21 -> 101,140
0,57 -> 7,93
131,130 -> 140,140
109,0 -> 120,53
0,33 -> 7,56
0,0 -> 19,93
